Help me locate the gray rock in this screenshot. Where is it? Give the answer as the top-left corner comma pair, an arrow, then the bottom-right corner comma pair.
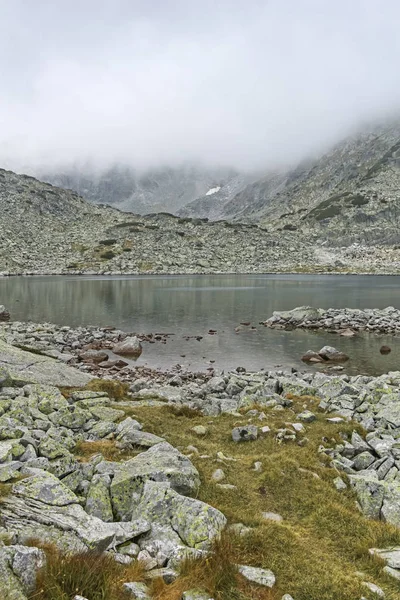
9,544 -> 46,593
123,582 -> 151,599
80,349 -> 108,363
348,474 -> 385,519
0,461 -> 23,482
383,566 -> 400,580
262,512 -> 283,522
0,547 -> 28,600
85,475 -> 113,522
237,564 -> 276,587
318,346 -> 349,362
231,425 -> 258,443
110,442 -> 200,520
191,425 -> 208,437
369,547 -> 400,568
362,581 -> 385,597
2,472 -> 150,552
297,410 -> 316,423
211,469 -> 225,482
333,477 -> 347,491
381,484 -> 400,527
134,481 -> 227,550
117,428 -> 165,448
375,404 -> 400,428
0,339 -> 93,387
353,451 -> 376,471
113,336 -> 142,357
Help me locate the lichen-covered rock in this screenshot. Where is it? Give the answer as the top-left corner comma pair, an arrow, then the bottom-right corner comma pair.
0,549 -> 27,600
237,564 -> 276,587
381,483 -> 400,527
132,481 -> 226,550
0,340 -> 93,387
123,582 -> 151,599
116,428 -> 165,449
85,474 -> 114,522
110,442 -> 200,520
348,474 -> 385,519
26,384 -> 69,414
8,545 -> 46,593
49,406 -> 91,429
89,406 -> 125,422
12,469 -> 78,506
375,404 -> 400,428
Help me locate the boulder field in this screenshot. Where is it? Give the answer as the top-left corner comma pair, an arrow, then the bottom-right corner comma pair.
1,316 -> 400,597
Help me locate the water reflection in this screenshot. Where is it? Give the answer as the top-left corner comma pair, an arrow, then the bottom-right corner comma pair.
1,274 -> 399,375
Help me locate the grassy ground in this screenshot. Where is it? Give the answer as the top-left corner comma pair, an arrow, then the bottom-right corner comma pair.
31,386 -> 400,599
118,396 -> 400,600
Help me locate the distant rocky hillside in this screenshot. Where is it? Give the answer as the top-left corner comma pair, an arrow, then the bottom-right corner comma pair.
3,160 -> 400,276
222,120 -> 400,247
0,167 -> 320,275
41,164 -> 239,215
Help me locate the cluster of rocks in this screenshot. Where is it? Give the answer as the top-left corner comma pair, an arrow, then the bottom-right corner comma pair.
0,339 -> 282,598
2,312 -> 400,595
264,305 -> 400,335
0,320 -> 216,388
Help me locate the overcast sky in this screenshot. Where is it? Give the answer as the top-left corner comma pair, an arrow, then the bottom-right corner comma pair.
1,0 -> 400,173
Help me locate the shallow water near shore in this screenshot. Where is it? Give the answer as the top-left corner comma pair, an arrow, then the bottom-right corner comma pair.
1,273 -> 400,376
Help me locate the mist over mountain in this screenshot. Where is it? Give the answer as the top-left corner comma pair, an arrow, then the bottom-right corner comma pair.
2,1 -> 400,176
41,164 -> 241,214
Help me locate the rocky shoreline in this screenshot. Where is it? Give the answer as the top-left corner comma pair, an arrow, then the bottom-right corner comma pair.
264,305 -> 400,336
1,313 -> 400,598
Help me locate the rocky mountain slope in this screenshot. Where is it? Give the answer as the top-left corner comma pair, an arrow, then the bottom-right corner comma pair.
0,167 -> 321,275
4,163 -> 400,275
222,120 -> 400,248
176,173 -> 257,220
42,164 -> 239,215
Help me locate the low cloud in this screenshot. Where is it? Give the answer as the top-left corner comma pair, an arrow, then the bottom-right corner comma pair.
1,0 -> 400,173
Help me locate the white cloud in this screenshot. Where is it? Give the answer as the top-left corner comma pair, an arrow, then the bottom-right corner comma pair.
0,0 -> 400,172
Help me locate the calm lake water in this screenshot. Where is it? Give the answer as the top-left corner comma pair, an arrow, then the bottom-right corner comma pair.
1,274 -> 400,375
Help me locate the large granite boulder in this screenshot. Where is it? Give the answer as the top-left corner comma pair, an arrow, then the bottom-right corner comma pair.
110,442 -> 200,520
0,339 -> 93,387
132,481 -> 226,552
113,336 -> 142,357
1,470 -> 150,552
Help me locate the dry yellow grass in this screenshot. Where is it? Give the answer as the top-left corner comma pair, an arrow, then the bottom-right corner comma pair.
28,542 -> 145,600
119,396 -> 400,600
73,439 -> 141,462
30,387 -> 400,599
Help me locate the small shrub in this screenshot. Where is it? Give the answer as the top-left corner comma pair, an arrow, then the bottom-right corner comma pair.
85,378 -> 130,401
115,221 -> 142,228
165,405 -> 202,418
29,543 -> 144,600
99,239 -> 117,246
100,250 -> 116,260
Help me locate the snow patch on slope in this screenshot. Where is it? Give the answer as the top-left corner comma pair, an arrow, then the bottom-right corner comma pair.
205,186 -> 221,196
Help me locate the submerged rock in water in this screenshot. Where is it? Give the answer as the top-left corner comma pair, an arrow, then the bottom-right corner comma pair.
380,345 -> 392,355
0,305 -> 10,322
